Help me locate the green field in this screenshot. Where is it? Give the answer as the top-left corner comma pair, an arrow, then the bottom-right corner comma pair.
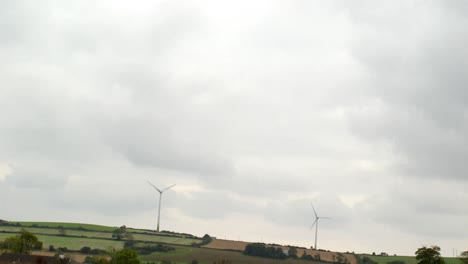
16,222 -> 117,232
3,221 -> 463,264
0,222 -> 202,250
0,226 -> 200,246
0,233 -> 124,251
366,255 -> 461,264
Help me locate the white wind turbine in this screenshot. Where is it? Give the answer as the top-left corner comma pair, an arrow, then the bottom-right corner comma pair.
310,203 -> 331,250
147,181 -> 176,232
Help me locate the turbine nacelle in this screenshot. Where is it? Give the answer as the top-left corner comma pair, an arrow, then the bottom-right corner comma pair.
147,181 -> 176,194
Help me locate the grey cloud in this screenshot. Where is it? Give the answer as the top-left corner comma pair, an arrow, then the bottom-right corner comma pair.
357,180 -> 468,238
2,0 -> 468,256
5,164 -> 68,189
345,0 -> 468,181
263,195 -> 354,229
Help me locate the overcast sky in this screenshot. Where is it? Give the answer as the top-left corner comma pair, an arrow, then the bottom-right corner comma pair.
1,0 -> 468,257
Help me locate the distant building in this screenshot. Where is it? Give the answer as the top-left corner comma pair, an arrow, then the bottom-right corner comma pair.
380,252 -> 389,256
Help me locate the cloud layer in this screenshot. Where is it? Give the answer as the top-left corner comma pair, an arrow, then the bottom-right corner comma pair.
1,0 -> 468,256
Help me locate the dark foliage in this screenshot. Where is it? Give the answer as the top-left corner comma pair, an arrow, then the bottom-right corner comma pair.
124,241 -> 175,255
244,243 -> 287,259
388,261 -> 406,264
416,246 -> 445,264
80,246 -> 92,254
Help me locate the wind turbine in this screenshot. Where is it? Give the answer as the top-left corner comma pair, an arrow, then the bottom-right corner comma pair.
310,203 -> 331,250
147,181 -> 176,232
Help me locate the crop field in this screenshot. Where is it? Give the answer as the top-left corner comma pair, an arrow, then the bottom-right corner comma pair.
202,239 -> 248,251
141,245 -> 338,264
367,255 -> 460,264
204,239 -> 356,264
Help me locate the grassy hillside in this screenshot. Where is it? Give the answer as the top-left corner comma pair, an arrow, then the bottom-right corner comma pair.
16,221 -> 117,232
365,255 -> 461,264
0,233 -> 124,251
1,220 -> 463,264
0,221 -> 201,248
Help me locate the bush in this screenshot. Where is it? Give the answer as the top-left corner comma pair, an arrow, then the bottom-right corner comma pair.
49,245 -> 55,252
388,261 -> 405,264
84,256 -> 110,264
0,230 -> 43,254
359,256 -> 378,264
244,243 -> 287,259
112,248 -> 140,264
80,246 -> 92,254
57,247 -> 68,252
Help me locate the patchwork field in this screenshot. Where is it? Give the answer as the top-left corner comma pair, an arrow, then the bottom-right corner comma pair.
1,221 -> 463,264
142,245 -> 353,264
203,239 -> 357,264
0,223 -> 201,246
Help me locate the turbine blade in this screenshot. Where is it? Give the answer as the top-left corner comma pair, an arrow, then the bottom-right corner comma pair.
320,217 -> 332,219
311,203 -> 318,218
309,219 -> 317,230
161,184 -> 176,192
147,181 -> 162,193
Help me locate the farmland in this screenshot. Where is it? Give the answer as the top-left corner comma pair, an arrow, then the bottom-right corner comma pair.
0,221 -> 464,264
0,232 -> 124,251
366,255 -> 461,264
204,239 -> 357,264
0,222 -> 201,246
17,222 -> 117,232
141,245 -> 353,264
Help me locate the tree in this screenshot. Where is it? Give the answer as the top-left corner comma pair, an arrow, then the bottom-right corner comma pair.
112,229 -> 125,240
360,256 -> 378,264
112,225 -> 133,241
111,248 -> 141,264
460,251 -> 468,264
0,230 -> 42,254
80,246 -> 92,254
84,256 -> 110,264
415,246 -> 445,264
288,247 -> 298,258
388,261 -> 405,264
58,226 -> 66,236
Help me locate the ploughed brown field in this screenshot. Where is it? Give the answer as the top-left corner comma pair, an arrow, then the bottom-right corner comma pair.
204,239 -> 357,264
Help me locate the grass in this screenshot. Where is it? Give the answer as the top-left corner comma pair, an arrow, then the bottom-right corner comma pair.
366,255 -> 461,264
16,222 -> 117,232
0,233 -> 124,251
0,225 -> 201,246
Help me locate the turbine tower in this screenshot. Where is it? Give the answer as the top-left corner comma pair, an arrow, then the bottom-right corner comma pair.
310,203 -> 331,250
148,181 -> 176,232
